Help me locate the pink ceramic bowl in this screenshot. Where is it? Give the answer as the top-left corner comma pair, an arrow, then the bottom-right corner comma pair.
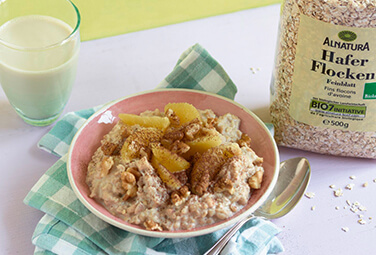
67,89 -> 280,238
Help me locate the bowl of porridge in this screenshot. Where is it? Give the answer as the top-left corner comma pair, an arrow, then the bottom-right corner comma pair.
67,89 -> 279,238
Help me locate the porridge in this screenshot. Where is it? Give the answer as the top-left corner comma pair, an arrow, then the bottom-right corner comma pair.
86,103 -> 264,231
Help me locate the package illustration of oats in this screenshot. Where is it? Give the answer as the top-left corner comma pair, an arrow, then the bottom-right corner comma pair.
270,0 -> 376,158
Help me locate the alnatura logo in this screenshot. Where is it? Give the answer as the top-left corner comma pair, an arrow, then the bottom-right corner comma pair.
338,30 -> 357,42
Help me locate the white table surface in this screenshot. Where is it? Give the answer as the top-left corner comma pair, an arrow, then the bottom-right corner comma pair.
1,4 -> 376,254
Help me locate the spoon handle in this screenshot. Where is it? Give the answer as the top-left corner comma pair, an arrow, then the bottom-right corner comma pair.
203,214 -> 255,255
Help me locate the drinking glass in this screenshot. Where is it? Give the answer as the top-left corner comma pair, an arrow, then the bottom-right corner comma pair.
0,0 -> 80,126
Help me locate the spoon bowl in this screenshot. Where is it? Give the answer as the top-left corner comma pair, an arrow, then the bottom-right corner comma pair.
255,157 -> 311,218
204,157 -> 311,255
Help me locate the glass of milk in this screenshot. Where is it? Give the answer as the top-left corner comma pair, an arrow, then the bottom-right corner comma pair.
0,0 -> 80,126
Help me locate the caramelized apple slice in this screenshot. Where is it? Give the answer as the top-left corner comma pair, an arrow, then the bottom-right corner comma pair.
164,103 -> 201,125
119,113 -> 170,131
184,130 -> 222,157
151,156 -> 183,190
151,144 -> 190,173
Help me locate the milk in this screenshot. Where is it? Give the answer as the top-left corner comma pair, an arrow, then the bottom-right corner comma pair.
0,15 -> 79,122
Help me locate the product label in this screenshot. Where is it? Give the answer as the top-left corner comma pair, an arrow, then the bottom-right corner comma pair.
289,15 -> 376,132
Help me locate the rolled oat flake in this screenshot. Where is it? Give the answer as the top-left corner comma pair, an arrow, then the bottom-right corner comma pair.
270,0 -> 376,158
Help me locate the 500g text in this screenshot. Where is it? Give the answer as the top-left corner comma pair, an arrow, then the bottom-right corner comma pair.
323,119 -> 349,129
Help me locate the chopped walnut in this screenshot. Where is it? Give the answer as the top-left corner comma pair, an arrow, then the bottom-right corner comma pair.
126,167 -> 141,180
184,120 -> 201,140
253,157 -> 263,166
139,146 -> 152,161
101,125 -> 131,156
170,140 -> 190,155
171,191 -> 184,206
100,142 -> 118,156
214,178 -> 235,195
237,133 -> 252,148
122,171 -> 136,183
205,117 -> 218,128
170,186 -> 191,206
144,220 -> 163,231
121,171 -> 138,201
100,156 -> 114,177
248,171 -> 263,189
120,123 -> 132,139
160,138 -> 173,149
179,185 -> 191,198
163,127 -> 184,141
165,108 -> 180,126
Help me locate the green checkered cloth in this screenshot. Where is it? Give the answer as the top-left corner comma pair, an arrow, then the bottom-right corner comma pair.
24,44 -> 284,255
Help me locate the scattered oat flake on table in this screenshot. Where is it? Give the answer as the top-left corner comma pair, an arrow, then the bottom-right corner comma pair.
349,175 -> 356,180
334,188 -> 343,197
363,182 -> 368,187
329,184 -> 336,189
341,227 -> 349,232
373,179 -> 376,183
311,206 -> 316,211
358,219 -> 366,225
346,200 -> 351,206
335,206 -> 340,210
345,184 -> 354,190
350,206 -> 359,213
305,192 -> 315,199
359,205 -> 367,211
250,67 -> 260,74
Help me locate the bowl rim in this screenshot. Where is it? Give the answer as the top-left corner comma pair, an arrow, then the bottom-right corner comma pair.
67,88 -> 280,238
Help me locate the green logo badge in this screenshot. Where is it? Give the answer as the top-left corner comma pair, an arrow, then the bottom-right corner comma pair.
338,30 -> 357,42
363,82 -> 376,100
